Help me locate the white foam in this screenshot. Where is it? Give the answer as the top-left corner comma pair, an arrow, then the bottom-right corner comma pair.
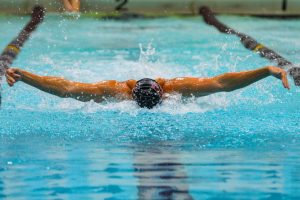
4,40 -> 289,115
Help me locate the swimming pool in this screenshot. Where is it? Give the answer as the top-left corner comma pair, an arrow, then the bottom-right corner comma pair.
0,14 -> 300,199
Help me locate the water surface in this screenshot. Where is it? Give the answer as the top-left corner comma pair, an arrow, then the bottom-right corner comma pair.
0,15 -> 300,199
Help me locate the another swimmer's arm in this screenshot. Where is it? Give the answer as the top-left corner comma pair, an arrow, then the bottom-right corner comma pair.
6,68 -> 122,102
163,66 -> 289,97
62,0 -> 80,12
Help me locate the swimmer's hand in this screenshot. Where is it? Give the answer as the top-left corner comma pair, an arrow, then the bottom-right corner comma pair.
268,66 -> 290,89
5,68 -> 21,87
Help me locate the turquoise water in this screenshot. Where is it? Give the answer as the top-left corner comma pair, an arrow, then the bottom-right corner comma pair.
0,14 -> 300,199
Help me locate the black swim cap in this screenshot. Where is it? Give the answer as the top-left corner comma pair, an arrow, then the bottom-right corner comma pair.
132,78 -> 163,109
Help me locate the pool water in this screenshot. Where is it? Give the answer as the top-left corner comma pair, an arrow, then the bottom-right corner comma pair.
0,14 -> 300,199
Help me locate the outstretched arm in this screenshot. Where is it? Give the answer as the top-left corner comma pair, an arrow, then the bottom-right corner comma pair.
6,68 -> 129,102
162,66 -> 289,97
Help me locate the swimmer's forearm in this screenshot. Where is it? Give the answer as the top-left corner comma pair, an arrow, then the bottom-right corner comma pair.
18,69 -> 71,97
215,67 -> 271,91
17,69 -> 120,102
164,67 -> 271,96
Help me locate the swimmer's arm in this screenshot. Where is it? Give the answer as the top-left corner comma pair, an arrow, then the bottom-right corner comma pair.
6,68 -> 125,102
163,66 -> 289,97
214,66 -> 289,91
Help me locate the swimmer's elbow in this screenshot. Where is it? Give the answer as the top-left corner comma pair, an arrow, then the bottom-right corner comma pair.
217,80 -> 235,92
209,78 -> 232,92
41,77 -> 71,98
61,85 -> 74,98
214,73 -> 238,92
61,84 -> 91,100
219,83 -> 237,92
55,80 -> 73,98
53,86 -> 69,98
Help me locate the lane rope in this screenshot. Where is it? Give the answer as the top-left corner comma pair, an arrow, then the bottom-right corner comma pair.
199,6 -> 300,86
0,6 -> 45,106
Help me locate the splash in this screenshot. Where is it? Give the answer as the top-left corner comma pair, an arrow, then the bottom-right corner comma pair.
139,41 -> 156,64
18,90 -> 230,115
1,16 -> 294,116
3,39 -> 286,115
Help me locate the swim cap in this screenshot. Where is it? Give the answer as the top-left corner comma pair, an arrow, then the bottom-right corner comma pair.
132,78 -> 163,109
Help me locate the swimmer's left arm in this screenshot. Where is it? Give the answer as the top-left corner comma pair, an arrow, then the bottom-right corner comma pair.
214,66 -> 290,91
162,66 -> 289,97
162,76 -> 221,97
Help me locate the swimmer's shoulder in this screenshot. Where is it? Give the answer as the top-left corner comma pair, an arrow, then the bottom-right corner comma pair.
125,79 -> 137,90
155,78 -> 167,87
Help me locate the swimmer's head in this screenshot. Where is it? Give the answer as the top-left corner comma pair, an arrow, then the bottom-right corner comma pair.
132,78 -> 163,109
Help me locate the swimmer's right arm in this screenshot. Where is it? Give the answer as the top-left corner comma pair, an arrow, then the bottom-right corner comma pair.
5,68 -> 126,102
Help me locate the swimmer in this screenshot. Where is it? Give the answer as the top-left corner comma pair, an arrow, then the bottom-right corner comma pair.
5,66 -> 289,109
61,0 -> 80,12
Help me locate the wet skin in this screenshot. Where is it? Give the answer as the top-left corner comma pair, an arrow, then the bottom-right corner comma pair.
6,66 -> 289,103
